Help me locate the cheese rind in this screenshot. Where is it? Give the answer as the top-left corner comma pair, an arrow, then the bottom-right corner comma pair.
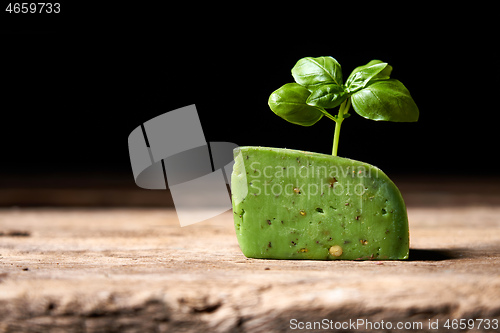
231,147 -> 409,260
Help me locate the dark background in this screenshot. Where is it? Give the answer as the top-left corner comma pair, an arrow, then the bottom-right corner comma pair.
0,4 -> 497,193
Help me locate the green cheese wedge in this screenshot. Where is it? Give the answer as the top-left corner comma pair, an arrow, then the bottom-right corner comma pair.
231,147 -> 409,260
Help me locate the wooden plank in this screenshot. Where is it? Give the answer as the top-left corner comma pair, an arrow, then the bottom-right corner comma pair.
0,206 -> 499,332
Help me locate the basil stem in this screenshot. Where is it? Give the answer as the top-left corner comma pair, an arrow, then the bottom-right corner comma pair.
332,98 -> 351,156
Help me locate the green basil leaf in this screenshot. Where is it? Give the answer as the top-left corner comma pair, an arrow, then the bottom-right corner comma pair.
351,79 -> 419,122
306,84 -> 349,109
268,83 -> 326,126
346,60 -> 391,93
348,60 -> 386,77
371,63 -> 392,81
291,56 -> 343,88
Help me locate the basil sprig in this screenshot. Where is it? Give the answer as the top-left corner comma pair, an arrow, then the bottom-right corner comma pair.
268,56 -> 419,156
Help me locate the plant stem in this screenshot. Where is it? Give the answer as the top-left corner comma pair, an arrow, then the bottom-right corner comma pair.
332,118 -> 342,156
332,98 -> 351,156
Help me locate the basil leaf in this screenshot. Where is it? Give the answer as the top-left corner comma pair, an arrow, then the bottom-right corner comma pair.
348,60 -> 387,77
346,60 -> 391,93
371,63 -> 392,81
291,56 -> 343,88
306,84 -> 349,109
351,79 -> 419,122
268,83 -> 326,126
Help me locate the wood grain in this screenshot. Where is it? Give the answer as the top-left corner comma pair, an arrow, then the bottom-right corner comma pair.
0,203 -> 499,332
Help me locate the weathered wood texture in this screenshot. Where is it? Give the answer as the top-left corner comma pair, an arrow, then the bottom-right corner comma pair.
0,182 -> 499,332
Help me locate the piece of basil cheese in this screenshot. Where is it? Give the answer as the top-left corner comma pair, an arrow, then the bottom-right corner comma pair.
231,147 -> 409,260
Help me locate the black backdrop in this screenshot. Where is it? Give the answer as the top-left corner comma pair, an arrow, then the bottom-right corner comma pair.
1,5 -> 497,186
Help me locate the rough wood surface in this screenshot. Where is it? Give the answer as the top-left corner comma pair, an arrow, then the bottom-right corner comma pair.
0,203 -> 499,332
